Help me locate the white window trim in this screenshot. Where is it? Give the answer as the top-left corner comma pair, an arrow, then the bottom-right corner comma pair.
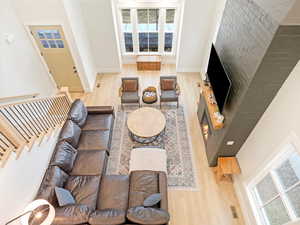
245,132 -> 300,225
116,3 -> 181,57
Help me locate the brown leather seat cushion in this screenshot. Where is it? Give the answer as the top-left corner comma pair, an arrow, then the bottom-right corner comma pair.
65,175 -> 101,210
89,209 -> 126,225
71,150 -> 107,176
77,130 -> 110,151
51,141 -> 78,173
82,114 -> 113,131
53,204 -> 92,225
98,175 -> 129,211
59,120 -> 82,148
68,99 -> 88,127
129,171 -> 159,208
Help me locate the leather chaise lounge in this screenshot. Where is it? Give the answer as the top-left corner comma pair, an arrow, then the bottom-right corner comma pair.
35,99 -> 170,225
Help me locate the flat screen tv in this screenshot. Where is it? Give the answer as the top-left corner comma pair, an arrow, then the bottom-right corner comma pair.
207,44 -> 232,112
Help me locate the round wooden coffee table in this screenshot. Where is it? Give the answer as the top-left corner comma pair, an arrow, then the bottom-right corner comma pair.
127,107 -> 166,143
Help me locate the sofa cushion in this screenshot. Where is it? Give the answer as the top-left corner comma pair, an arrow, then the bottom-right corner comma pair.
55,187 -> 76,206
68,99 -> 88,127
123,80 -> 138,92
36,185 -> 57,206
36,166 -> 69,206
129,171 -> 159,208
51,141 -> 78,173
160,90 -> 178,101
98,175 -> 129,211
53,204 -> 91,225
82,114 -> 113,131
89,209 -> 126,225
59,121 -> 82,148
71,150 -> 107,176
65,175 -> 101,210
161,79 -> 175,90
78,130 -> 110,151
127,207 -> 170,225
43,166 -> 69,187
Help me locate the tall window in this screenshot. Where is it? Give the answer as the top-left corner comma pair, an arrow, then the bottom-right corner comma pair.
251,149 -> 300,225
122,9 -> 133,52
137,9 -> 159,52
119,7 -> 178,55
164,9 -> 175,52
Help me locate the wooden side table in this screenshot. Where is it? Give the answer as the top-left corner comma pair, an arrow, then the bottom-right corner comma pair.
137,55 -> 162,71
215,157 -> 241,181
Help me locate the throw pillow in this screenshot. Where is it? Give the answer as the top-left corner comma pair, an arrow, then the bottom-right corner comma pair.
123,80 -> 138,92
161,79 -> 175,90
59,120 -> 82,148
143,193 -> 161,207
55,187 -> 75,206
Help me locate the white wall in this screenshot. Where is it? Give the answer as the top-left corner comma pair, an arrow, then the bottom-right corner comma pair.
234,61 -> 300,225
0,130 -> 60,224
176,0 -> 226,74
63,0 -> 97,90
79,0 -> 122,73
12,0 -> 96,92
0,0 -> 56,100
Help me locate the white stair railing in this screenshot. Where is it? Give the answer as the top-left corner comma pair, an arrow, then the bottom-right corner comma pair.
0,93 -> 72,167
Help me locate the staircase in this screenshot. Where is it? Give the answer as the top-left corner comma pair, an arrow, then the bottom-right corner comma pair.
0,89 -> 72,167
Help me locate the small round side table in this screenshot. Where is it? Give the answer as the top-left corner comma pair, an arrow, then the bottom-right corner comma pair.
142,86 -> 158,104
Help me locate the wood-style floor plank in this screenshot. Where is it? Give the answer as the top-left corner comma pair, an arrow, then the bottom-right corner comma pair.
71,64 -> 246,225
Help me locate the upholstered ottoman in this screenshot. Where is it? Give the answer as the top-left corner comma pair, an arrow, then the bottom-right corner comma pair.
129,147 -> 167,173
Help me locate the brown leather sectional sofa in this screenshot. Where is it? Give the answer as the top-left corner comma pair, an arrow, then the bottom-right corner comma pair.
35,100 -> 170,225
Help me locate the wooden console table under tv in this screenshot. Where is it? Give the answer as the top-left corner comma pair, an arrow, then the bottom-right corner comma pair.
200,82 -> 224,130
137,55 -> 162,71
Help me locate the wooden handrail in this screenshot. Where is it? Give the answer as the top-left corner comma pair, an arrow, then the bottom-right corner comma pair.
0,94 -> 67,109
0,93 -> 39,103
0,94 -> 72,167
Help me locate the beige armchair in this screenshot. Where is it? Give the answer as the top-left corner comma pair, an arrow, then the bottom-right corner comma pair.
159,76 -> 180,108
119,77 -> 140,109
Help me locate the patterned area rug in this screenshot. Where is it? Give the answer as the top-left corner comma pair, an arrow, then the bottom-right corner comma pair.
106,105 -> 197,189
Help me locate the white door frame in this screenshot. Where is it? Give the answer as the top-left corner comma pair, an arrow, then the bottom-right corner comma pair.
24,23 -> 87,92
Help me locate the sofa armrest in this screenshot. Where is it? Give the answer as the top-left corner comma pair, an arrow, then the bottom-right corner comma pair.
87,106 -> 114,115
159,172 -> 168,211
89,209 -> 126,225
53,204 -> 91,225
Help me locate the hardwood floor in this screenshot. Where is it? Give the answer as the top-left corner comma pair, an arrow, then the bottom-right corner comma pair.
72,64 -> 246,225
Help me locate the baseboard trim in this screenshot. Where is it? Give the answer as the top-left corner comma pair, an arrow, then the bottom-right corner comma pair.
97,67 -> 122,73
233,177 -> 254,225
176,67 -> 201,73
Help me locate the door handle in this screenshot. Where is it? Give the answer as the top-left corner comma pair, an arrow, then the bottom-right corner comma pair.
73,66 -> 78,74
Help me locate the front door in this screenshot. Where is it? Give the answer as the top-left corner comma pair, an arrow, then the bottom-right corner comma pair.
29,25 -> 84,92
